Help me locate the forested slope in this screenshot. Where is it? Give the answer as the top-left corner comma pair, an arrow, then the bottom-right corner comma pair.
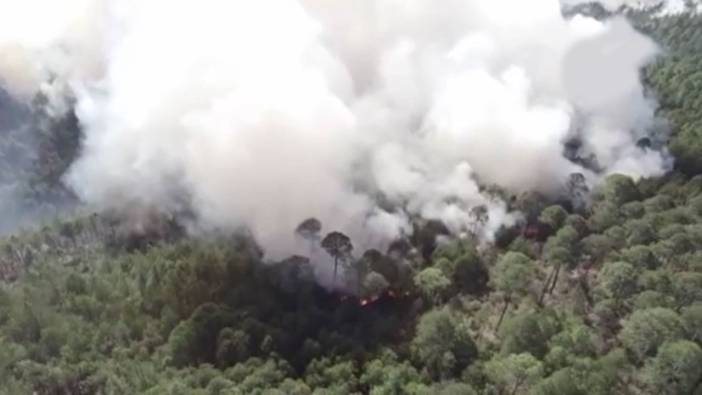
1,9 -> 702,395
639,11 -> 702,173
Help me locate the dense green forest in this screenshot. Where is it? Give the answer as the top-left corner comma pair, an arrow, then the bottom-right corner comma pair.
1,8 -> 702,395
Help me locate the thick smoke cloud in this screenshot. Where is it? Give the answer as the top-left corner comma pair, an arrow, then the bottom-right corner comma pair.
0,0 -> 668,259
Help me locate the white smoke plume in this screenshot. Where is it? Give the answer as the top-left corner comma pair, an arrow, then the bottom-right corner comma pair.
0,0 -> 668,259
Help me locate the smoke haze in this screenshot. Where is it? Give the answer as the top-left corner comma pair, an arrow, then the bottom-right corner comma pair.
0,0 -> 669,258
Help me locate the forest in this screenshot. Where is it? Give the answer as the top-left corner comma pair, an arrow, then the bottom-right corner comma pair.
1,5 -> 702,395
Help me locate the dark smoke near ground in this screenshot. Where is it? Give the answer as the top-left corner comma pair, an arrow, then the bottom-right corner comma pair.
0,88 -> 80,233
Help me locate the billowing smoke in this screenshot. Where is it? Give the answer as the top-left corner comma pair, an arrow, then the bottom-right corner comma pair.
0,0 -> 668,258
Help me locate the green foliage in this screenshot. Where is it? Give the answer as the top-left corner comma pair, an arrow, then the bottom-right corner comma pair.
549,322 -> 596,361
601,174 -> 641,207
414,268 -> 450,305
452,249 -> 489,295
360,350 -> 426,395
500,310 -> 560,359
486,353 -> 543,395
363,271 -> 390,299
618,245 -> 660,270
321,231 -> 353,284
682,303 -> 702,343
4,162 -> 702,393
305,358 -> 357,393
619,308 -> 685,362
581,234 -> 615,264
0,222 -> 423,393
543,226 -> 580,268
491,252 -> 536,301
598,261 -> 638,301
533,350 -> 629,395
641,340 -> 702,395
216,328 -> 252,367
588,202 -> 622,233
4,17 -> 702,389
638,12 -> 702,173
672,272 -> 702,308
423,382 -> 478,395
411,308 -> 477,379
539,205 -> 568,231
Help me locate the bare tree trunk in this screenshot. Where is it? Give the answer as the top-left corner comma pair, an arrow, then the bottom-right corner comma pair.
12,247 -> 23,266
539,268 -> 556,305
509,378 -> 525,395
496,298 -> 510,332
333,257 -> 338,285
579,271 -> 593,307
356,267 -> 362,296
548,264 -> 561,295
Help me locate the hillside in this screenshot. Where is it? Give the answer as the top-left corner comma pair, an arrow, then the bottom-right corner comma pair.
0,6 -> 702,395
